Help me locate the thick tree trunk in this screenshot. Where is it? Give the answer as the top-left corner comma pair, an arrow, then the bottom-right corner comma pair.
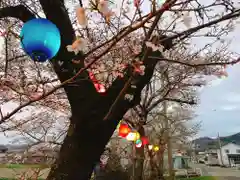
46,79 -> 135,180
46,92 -> 128,180
46,121 -> 108,179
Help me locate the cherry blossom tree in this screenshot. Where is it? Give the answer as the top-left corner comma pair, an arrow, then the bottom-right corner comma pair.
0,0 -> 240,179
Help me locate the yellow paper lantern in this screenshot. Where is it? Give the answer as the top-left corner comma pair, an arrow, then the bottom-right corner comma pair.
153,145 -> 159,152
135,132 -> 140,140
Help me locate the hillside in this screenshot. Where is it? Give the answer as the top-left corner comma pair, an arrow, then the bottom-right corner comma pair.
192,132 -> 240,151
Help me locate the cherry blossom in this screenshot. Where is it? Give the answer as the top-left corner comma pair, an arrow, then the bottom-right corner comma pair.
0,30 -> 6,37
112,71 -> 124,78
132,61 -> 145,76
183,12 -> 192,28
29,92 -> 43,100
76,6 -> 87,27
89,72 -> 106,93
98,0 -> 109,14
134,0 -> 141,8
124,94 -> 134,101
214,70 -> 228,78
131,84 -> 137,89
145,41 -> 164,52
66,37 -> 87,55
98,0 -> 114,23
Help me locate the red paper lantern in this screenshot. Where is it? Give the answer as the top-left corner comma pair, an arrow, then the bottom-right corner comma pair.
118,124 -> 130,138
89,72 -> 106,93
141,136 -> 149,145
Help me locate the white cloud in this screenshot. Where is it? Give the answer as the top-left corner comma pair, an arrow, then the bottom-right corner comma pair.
220,105 -> 238,111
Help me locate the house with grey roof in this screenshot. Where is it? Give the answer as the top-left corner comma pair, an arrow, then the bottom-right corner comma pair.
217,142 -> 240,167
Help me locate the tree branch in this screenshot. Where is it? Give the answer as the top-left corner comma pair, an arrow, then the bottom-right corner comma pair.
0,5 -> 35,22
149,57 -> 240,67
105,50 -> 167,121
103,0 -> 178,121
37,0 -> 99,113
164,9 -> 240,45
104,8 -> 240,123
147,98 -> 196,112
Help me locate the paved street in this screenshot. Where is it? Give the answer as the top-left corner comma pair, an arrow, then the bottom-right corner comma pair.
190,163 -> 240,180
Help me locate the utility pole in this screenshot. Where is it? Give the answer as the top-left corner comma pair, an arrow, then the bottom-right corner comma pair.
194,143 -> 197,163
164,100 -> 174,180
218,132 -> 223,166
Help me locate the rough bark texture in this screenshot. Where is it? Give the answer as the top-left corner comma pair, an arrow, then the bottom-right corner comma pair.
0,1 -> 169,180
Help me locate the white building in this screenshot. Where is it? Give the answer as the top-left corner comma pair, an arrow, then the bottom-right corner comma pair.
217,142 -> 240,167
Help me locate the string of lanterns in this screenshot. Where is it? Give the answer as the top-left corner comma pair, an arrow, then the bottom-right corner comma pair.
117,121 -> 160,152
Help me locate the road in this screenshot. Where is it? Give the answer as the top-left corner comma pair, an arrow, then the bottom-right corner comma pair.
190,163 -> 240,180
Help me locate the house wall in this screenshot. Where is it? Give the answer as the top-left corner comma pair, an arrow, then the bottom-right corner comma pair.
217,143 -> 240,166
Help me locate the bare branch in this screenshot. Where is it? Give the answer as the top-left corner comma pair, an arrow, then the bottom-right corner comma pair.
149,57 -> 240,67
0,5 -> 35,22
147,98 -> 196,113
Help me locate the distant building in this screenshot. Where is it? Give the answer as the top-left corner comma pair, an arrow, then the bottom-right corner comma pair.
1,143 -> 60,164
205,149 -> 218,165
0,145 -> 8,153
217,142 -> 240,167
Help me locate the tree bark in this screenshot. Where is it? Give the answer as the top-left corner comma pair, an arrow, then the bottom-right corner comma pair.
157,149 -> 165,180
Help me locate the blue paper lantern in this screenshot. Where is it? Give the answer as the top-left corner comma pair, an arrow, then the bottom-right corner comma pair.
20,18 -> 61,62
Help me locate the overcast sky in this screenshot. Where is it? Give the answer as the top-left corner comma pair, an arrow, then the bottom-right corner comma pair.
192,15 -> 240,138
195,63 -> 240,138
